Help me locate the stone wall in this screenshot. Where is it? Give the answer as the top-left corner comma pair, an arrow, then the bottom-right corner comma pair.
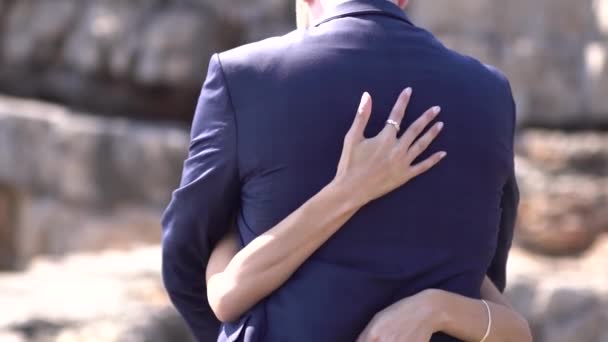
1,0 -> 607,127
0,0 -> 294,122
0,184 -> 18,269
408,0 -> 608,128
506,236 -> 608,342
0,94 -> 189,269
515,131 -> 608,255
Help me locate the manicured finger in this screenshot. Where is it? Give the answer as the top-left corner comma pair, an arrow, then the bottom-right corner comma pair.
383,87 -> 412,134
347,92 -> 373,142
406,121 -> 444,161
399,106 -> 441,148
409,151 -> 447,177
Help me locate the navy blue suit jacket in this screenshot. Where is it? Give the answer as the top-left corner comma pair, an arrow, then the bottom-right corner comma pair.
161,1 -> 519,341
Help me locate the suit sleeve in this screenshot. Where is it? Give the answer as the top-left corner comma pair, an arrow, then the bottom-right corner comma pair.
486,77 -> 519,293
161,53 -> 240,341
487,170 -> 519,292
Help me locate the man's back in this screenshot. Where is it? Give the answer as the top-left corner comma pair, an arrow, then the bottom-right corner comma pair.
161,1 -> 518,341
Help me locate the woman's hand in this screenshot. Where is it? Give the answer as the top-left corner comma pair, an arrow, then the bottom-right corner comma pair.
356,289 -> 442,342
334,88 -> 446,207
357,282 -> 533,342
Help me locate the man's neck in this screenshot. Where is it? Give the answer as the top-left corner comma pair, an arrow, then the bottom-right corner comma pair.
324,0 -> 398,7
329,0 -> 354,5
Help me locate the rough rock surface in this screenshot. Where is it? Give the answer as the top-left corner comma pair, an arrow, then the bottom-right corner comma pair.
0,0 -> 294,122
0,94 -> 188,270
0,247 -> 195,342
506,235 -> 608,342
0,94 -> 188,209
0,184 -> 18,270
408,0 -> 608,128
410,0 -> 608,128
517,130 -> 608,176
514,130 -> 608,255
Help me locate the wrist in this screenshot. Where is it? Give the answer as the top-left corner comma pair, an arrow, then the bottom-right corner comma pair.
420,289 -> 453,333
327,176 -> 368,209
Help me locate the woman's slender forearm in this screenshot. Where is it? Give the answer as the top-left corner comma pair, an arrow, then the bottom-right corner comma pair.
430,278 -> 532,342
207,180 -> 363,322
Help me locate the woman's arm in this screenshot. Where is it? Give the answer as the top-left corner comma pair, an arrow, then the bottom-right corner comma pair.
357,276 -> 532,342
206,88 -> 446,322
430,277 -> 532,342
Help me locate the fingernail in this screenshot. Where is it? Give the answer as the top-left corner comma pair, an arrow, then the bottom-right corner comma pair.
439,151 -> 447,159
404,87 -> 412,96
359,92 -> 371,113
433,106 -> 441,114
437,122 -> 444,130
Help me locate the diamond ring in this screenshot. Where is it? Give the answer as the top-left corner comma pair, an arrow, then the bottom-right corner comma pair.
385,119 -> 400,131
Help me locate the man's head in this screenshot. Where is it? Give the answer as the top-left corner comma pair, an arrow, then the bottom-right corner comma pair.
296,0 -> 409,29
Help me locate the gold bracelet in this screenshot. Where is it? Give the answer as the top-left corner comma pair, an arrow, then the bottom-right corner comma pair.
480,299 -> 492,342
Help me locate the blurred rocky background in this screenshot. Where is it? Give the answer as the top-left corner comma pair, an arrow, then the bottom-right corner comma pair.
0,0 -> 607,341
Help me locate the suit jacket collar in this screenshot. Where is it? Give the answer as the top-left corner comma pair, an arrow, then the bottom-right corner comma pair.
313,0 -> 414,27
